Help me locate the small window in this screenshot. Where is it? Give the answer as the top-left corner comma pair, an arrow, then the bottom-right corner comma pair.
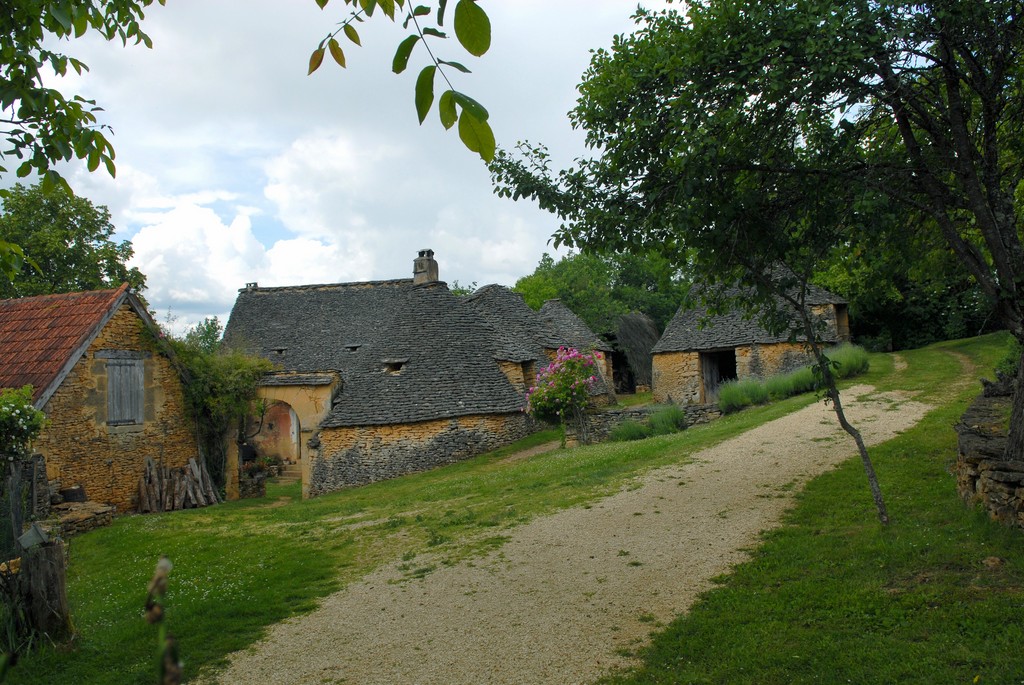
382,358 -> 409,375
107,358 -> 144,425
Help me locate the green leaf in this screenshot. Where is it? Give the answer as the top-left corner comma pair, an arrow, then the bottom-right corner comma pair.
415,66 -> 436,124
413,5 -> 430,16
451,91 -> 488,121
458,110 -> 495,162
16,162 -> 32,178
392,34 -> 419,74
378,0 -> 395,19
453,0 -> 490,57
422,27 -> 446,38
328,38 -> 346,67
344,23 -> 361,46
439,60 -> 470,73
102,157 -> 115,178
49,5 -> 73,32
438,90 -> 457,129
437,0 -> 449,26
308,47 -> 326,74
359,0 -> 377,16
73,11 -> 88,38
315,0 -> 329,8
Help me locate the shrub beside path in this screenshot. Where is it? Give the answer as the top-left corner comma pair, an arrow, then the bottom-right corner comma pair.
205,385 -> 930,685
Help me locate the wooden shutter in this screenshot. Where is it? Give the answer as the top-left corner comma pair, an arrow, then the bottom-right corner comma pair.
107,359 -> 144,425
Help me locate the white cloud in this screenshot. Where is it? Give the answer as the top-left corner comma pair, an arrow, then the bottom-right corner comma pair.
265,238 -> 364,285
32,1 -> 675,332
128,202 -> 267,331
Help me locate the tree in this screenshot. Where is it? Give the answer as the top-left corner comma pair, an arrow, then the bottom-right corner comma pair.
181,316 -> 224,355
0,183 -> 145,298
515,252 -> 625,334
487,0 -> 1024,522
449,279 -> 478,296
164,320 -> 274,488
814,213 -> 999,351
0,0 -> 165,279
514,250 -> 688,334
308,0 -> 495,161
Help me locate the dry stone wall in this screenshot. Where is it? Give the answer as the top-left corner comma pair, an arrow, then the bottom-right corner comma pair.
33,305 -> 198,512
955,392 -> 1024,528
569,404 -> 722,443
738,342 -> 811,380
309,412 -> 532,495
652,351 -> 700,404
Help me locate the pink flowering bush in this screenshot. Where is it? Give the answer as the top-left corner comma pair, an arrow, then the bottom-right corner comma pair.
525,347 -> 601,445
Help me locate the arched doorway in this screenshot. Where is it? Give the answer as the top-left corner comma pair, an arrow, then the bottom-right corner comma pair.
248,400 -> 301,465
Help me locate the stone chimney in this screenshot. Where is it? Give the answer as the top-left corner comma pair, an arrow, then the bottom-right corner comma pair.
412,249 -> 439,285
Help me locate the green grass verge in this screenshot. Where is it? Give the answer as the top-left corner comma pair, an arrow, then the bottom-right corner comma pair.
10,334 -> 1014,684
598,332 -> 1024,684
9,396 -> 820,684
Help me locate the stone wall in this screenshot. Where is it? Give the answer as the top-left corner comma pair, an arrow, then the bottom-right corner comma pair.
308,412 -> 532,496
954,392 -> 1023,528
32,305 -> 198,512
653,343 -> 814,405
569,403 -> 722,443
497,360 -> 531,395
652,351 -> 700,404
738,342 -> 812,380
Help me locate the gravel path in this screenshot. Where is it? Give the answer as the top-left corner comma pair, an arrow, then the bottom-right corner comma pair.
205,385 -> 930,685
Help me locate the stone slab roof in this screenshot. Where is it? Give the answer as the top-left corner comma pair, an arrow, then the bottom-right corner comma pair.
259,373 -> 337,387
0,284 -> 138,407
461,285 -> 553,362
653,284 -> 845,353
223,280 -> 525,427
539,299 -> 614,353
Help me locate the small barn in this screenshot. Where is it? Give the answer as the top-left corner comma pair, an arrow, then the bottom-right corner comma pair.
0,285 -> 199,512
652,286 -> 850,404
222,251 -> 534,497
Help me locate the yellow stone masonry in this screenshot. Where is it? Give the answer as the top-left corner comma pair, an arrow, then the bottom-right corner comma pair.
652,351 -> 701,404
33,305 -> 198,512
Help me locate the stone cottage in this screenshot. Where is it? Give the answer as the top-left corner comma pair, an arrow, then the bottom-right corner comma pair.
539,299 -> 616,396
222,250 -> 533,498
461,285 -> 615,403
0,285 -> 199,512
652,285 -> 850,404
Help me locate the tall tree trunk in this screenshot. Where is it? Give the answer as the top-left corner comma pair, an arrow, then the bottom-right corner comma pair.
824,385 -> 889,525
1005,342 -> 1024,462
795,300 -> 890,525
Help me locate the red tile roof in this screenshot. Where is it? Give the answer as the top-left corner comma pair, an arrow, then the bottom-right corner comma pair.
0,284 -> 129,404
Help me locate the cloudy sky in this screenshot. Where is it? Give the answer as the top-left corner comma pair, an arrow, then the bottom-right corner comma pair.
44,1 -> 667,332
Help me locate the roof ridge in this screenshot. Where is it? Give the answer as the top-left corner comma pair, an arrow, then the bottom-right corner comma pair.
236,278 -> 414,293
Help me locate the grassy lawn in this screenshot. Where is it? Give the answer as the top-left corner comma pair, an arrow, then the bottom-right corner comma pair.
599,332 -> 1024,685
9,333 -> 1019,683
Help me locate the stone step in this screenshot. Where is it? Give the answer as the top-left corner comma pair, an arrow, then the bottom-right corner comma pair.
275,464 -> 302,482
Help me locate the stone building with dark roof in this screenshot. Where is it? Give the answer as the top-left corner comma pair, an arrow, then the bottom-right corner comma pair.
652,285 -> 850,404
461,285 -> 616,402
0,285 -> 199,511
538,299 -> 616,392
222,251 -> 535,497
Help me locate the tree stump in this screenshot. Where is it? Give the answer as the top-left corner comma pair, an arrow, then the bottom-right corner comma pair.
19,542 -> 71,642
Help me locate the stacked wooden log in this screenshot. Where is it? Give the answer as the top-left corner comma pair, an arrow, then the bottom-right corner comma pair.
137,457 -> 221,513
